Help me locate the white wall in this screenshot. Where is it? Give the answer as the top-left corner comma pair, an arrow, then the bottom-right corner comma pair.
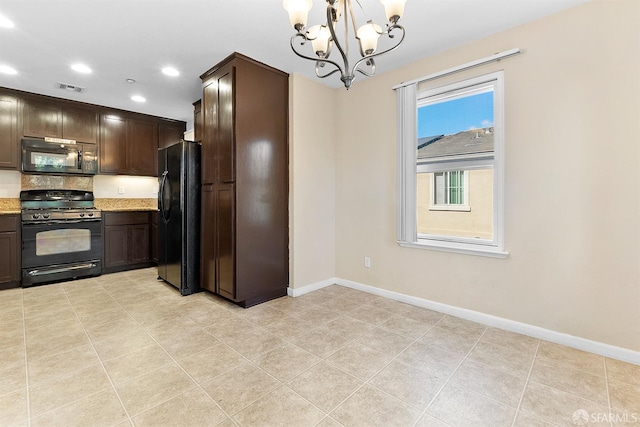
289,74 -> 337,289
93,175 -> 158,198
0,171 -> 21,197
330,0 -> 640,351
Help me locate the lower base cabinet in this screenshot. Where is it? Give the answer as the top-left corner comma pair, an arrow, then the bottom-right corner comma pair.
0,215 -> 20,289
103,211 -> 153,274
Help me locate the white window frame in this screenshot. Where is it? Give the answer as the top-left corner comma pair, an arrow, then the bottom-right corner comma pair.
397,71 -> 507,257
428,170 -> 470,211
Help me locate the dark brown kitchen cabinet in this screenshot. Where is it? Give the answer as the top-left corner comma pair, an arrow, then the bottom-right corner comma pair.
103,211 -> 153,273
100,114 -> 158,176
0,95 -> 19,169
151,211 -> 159,263
22,98 -> 62,139
0,215 -> 20,289
99,114 -> 128,174
62,106 -> 98,143
158,121 -> 185,149
193,100 -> 202,142
22,98 -> 98,143
128,119 -> 157,176
199,52 -> 289,307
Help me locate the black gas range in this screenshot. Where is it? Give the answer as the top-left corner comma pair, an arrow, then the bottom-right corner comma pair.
20,190 -> 103,287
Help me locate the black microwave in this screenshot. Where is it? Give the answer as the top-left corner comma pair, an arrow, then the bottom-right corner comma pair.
21,138 -> 98,175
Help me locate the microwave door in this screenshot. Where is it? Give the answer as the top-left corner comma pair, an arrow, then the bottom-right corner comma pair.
23,144 -> 82,174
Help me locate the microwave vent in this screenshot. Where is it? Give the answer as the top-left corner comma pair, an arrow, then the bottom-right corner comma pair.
56,82 -> 85,93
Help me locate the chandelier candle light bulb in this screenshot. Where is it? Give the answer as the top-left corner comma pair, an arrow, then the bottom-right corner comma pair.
283,0 -> 407,89
283,0 -> 313,31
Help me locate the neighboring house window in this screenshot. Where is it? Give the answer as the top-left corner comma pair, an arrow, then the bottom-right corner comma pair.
431,170 -> 469,209
397,71 -> 506,257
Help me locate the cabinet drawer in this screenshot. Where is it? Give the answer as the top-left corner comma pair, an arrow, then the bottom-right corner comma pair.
104,212 -> 149,226
0,215 -> 18,232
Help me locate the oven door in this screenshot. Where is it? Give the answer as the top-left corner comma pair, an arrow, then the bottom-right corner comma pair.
21,219 -> 103,286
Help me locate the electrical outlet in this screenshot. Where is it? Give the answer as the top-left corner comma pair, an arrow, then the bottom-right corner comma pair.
364,256 -> 371,268
117,186 -> 125,194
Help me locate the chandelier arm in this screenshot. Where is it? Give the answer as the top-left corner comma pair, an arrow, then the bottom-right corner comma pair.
315,62 -> 342,79
289,33 -> 345,77
350,24 -> 405,77
354,58 -> 376,77
325,2 -> 350,79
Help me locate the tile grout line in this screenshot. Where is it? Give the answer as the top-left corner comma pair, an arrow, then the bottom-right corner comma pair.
20,288 -> 32,427
59,281 -> 134,426
510,339 -> 541,427
602,357 -> 614,427
317,312 -> 446,424
411,325 -> 489,427
99,277 -> 241,425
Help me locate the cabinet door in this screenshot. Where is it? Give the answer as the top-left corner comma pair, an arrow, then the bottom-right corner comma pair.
0,232 -> 17,284
216,185 -> 235,300
201,82 -> 217,185
63,107 -> 98,143
128,224 -> 150,264
193,100 -> 202,142
128,119 -> 157,176
217,66 -> 235,183
100,115 -> 128,174
23,99 -> 62,138
0,96 -> 18,169
104,226 -> 128,268
158,122 -> 184,149
151,212 -> 159,263
200,184 -> 216,292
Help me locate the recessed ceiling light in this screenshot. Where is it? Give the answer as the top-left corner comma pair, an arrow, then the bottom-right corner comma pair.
71,63 -> 92,74
0,65 -> 17,75
162,67 -> 180,77
0,14 -> 14,28
131,95 -> 146,103
126,78 -> 136,84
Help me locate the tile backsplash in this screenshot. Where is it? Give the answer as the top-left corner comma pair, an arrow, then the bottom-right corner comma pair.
21,174 -> 93,191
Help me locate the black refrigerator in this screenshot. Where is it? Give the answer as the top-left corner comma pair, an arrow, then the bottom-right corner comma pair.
157,140 -> 201,295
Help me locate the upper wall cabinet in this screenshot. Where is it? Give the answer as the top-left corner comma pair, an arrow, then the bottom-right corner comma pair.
158,121 -> 186,149
22,98 -> 99,143
0,95 -> 19,169
0,87 -> 185,175
62,106 -> 99,143
100,114 -> 159,176
22,99 -> 62,139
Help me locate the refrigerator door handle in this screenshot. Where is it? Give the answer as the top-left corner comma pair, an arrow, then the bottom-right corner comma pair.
159,170 -> 170,223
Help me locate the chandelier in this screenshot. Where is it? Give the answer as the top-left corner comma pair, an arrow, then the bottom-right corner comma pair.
283,0 -> 407,89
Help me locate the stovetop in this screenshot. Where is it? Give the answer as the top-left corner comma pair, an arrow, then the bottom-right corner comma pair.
20,190 -> 101,223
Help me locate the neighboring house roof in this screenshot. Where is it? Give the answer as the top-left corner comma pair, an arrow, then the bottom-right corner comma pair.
417,128 -> 494,162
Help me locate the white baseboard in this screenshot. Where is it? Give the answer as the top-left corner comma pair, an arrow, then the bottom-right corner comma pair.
288,277 -> 640,365
287,278 -> 338,297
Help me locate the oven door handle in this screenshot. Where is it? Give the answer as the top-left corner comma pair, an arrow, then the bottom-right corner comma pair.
27,262 -> 98,277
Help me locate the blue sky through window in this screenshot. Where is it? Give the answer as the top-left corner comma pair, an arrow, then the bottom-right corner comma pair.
418,91 -> 493,138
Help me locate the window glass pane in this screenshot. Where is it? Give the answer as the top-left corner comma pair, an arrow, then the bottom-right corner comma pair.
415,85 -> 494,241
417,168 -> 494,240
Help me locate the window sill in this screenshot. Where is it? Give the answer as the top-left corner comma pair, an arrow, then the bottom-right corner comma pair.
397,239 -> 509,258
428,205 -> 471,212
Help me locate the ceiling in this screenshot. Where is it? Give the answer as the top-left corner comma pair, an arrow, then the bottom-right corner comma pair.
0,0 -> 588,128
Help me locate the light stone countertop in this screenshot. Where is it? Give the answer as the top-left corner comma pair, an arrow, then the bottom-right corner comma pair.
95,198 -> 158,212
0,199 -> 20,214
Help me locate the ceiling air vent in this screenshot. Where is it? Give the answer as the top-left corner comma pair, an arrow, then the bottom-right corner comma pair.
55,82 -> 86,93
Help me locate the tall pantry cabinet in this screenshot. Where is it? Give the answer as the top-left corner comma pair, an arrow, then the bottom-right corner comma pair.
199,53 -> 289,307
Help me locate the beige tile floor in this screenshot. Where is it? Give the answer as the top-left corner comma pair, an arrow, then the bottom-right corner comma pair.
0,268 -> 639,427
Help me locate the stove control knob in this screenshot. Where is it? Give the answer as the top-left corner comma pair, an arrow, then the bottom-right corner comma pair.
87,212 -> 94,217
79,212 -> 85,218
42,213 -> 50,219
32,213 -> 40,219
